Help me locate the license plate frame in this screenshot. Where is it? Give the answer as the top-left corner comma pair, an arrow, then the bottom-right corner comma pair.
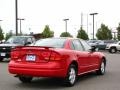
26,55 -> 36,61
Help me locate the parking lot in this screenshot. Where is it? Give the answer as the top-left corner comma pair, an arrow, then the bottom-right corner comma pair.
0,51 -> 120,90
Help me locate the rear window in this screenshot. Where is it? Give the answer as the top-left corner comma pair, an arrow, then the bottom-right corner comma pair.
5,36 -> 26,44
34,38 -> 66,48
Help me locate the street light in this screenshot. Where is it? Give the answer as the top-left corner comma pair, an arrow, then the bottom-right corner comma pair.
15,0 -> 18,36
90,13 -> 98,40
63,19 -> 69,32
17,18 -> 25,35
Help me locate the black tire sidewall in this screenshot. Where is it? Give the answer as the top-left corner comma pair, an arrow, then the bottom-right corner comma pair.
110,47 -> 117,53
19,76 -> 33,83
64,65 -> 77,86
96,61 -> 106,75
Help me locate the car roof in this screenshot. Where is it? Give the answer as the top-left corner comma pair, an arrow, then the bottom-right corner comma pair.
44,37 -> 83,41
12,36 -> 33,38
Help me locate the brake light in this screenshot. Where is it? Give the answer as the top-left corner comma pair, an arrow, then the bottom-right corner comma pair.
50,52 -> 61,61
11,48 -> 20,59
41,51 -> 51,61
11,51 -> 19,59
41,51 -> 61,61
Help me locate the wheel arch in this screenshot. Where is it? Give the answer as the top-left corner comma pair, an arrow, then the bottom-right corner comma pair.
110,46 -> 117,49
102,57 -> 107,66
69,60 -> 78,74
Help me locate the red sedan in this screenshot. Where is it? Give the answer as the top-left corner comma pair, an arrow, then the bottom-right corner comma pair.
8,38 -> 106,86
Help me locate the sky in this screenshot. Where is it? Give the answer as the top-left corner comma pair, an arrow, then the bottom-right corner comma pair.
0,0 -> 120,38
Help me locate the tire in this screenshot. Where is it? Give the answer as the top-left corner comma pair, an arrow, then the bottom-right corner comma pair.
63,65 -> 77,86
96,60 -> 106,75
18,76 -> 33,83
109,47 -> 117,53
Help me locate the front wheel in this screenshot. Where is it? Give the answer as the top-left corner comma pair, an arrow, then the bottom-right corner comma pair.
109,47 -> 117,53
18,76 -> 33,83
96,60 -> 106,75
63,65 -> 77,86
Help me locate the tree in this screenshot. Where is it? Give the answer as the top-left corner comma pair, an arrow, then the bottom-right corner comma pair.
116,23 -> 120,40
60,32 -> 72,37
96,24 -> 112,40
0,26 -> 4,41
5,30 -> 14,40
42,25 -> 54,38
77,27 -> 89,40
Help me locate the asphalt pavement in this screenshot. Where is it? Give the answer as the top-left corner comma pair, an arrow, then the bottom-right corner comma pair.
0,51 -> 120,90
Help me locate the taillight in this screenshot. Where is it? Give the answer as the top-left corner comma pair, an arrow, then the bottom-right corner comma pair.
11,51 -> 19,59
41,51 -> 61,61
41,51 -> 51,61
50,52 -> 61,61
11,48 -> 20,59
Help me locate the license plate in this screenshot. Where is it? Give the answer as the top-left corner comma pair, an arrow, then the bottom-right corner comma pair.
1,53 -> 6,56
26,55 -> 36,61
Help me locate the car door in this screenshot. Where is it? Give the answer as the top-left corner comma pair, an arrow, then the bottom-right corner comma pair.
117,41 -> 120,50
72,39 -> 91,74
80,40 -> 99,70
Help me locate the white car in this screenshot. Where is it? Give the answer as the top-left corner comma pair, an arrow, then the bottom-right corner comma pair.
106,41 -> 120,53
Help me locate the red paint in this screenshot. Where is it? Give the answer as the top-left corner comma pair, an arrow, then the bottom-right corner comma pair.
8,38 -> 105,78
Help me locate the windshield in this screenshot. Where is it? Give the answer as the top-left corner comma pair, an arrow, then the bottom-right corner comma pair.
34,38 -> 66,48
5,36 -> 26,44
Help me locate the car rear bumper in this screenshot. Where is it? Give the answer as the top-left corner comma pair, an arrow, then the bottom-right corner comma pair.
8,61 -> 67,78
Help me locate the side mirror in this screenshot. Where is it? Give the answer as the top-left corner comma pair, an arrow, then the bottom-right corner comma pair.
90,46 -> 97,52
25,42 -> 31,45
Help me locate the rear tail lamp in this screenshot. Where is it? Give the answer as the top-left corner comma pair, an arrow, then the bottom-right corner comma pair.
41,51 -> 51,61
11,48 -> 20,59
50,52 -> 61,61
41,51 -> 61,61
11,50 -> 20,59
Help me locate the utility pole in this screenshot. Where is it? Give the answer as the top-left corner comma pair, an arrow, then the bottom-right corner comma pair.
87,14 -> 88,34
112,31 -> 117,40
15,0 -> 18,36
81,13 -> 83,28
63,19 -> 69,32
90,13 -> 98,40
17,18 -> 25,35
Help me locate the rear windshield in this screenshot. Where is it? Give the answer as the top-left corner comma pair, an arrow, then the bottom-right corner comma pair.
5,36 -> 26,44
34,38 -> 66,48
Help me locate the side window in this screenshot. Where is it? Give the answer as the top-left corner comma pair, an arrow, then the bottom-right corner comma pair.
72,40 -> 84,51
70,41 -> 75,50
80,40 -> 91,51
27,38 -> 32,43
31,37 -> 36,43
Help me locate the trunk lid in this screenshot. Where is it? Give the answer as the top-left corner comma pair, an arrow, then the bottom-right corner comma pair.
11,46 -> 61,63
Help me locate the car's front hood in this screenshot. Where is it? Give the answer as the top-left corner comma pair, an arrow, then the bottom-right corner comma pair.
0,44 -> 23,47
108,43 -> 118,47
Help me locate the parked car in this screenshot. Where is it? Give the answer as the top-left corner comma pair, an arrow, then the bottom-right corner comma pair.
106,41 -> 120,53
8,38 -> 106,86
0,36 -> 36,61
87,40 -> 98,47
87,40 -> 106,50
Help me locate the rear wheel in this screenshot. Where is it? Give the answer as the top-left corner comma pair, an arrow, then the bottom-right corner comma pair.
18,76 -> 33,83
96,60 -> 106,75
63,65 -> 77,86
109,47 -> 117,53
